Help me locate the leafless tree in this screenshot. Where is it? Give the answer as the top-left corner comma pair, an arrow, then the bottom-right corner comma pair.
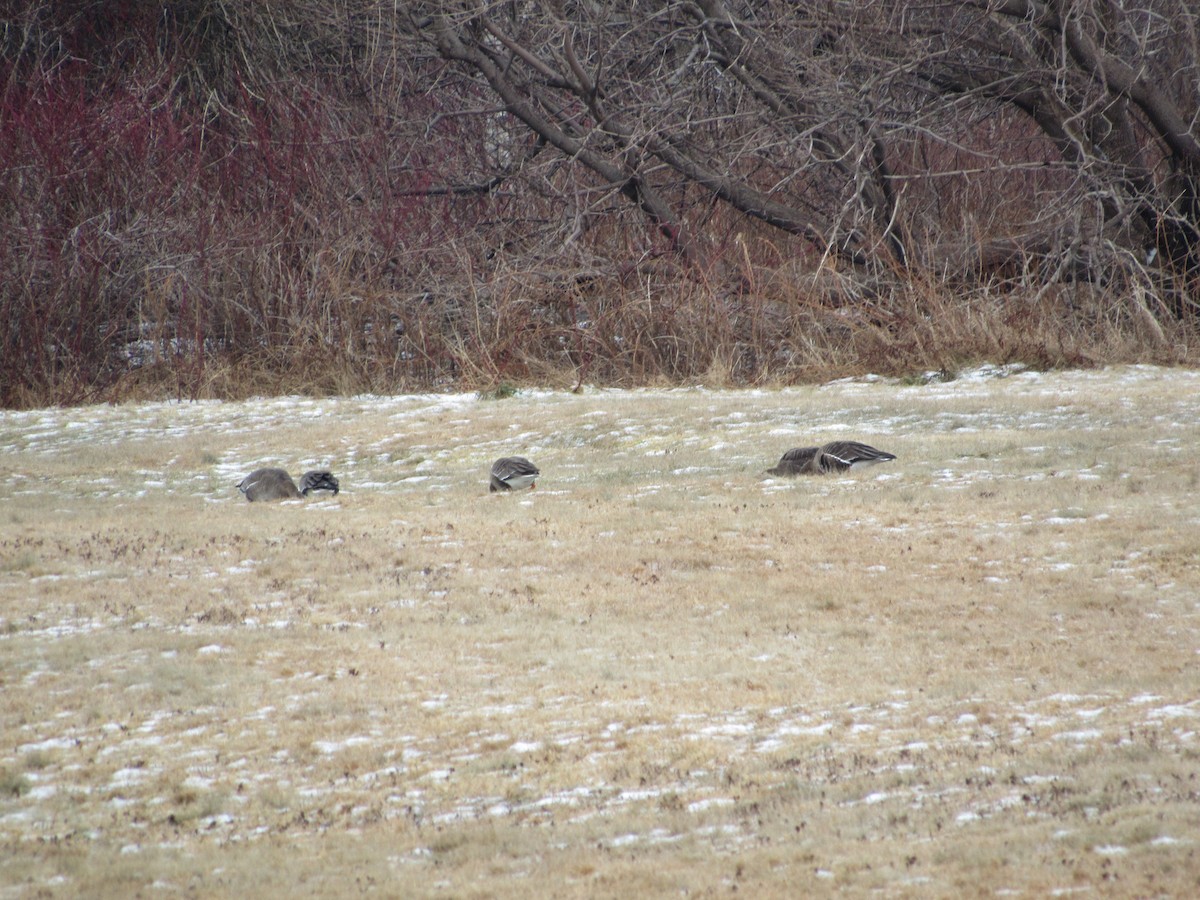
403,1 -> 1199,313
4,1 -> 1196,404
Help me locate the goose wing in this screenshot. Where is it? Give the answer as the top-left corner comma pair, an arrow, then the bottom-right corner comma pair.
820,441 -> 897,467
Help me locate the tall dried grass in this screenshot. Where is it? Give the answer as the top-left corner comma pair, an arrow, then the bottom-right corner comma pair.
1,3 -> 1196,410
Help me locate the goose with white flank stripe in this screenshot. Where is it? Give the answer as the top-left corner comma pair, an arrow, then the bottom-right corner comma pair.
767,441 -> 896,476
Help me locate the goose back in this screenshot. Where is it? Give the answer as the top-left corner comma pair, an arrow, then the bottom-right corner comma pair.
767,441 -> 896,476
490,456 -> 540,492
238,467 -> 301,501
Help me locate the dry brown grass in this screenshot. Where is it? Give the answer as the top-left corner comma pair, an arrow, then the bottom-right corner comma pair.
3,366 -> 1200,897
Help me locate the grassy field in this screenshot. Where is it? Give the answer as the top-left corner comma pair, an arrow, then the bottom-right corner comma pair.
2,365 -> 1199,897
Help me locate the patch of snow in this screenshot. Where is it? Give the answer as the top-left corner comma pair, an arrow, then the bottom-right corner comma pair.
18,736 -> 76,754
313,736 -> 373,754
1053,729 -> 1102,743
1150,704 -> 1198,719
110,767 -> 147,787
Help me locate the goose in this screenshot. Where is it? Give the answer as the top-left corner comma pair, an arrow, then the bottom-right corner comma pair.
489,456 -> 540,492
238,467 -> 340,501
767,441 -> 896,476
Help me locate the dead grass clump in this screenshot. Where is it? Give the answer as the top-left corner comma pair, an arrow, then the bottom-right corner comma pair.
0,767 -> 32,798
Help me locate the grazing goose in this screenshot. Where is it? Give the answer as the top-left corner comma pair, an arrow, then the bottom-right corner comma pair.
489,456 -> 540,492
238,467 -> 340,502
767,441 -> 896,476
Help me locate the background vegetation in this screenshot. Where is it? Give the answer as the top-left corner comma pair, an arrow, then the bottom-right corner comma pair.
3,1 -> 1198,407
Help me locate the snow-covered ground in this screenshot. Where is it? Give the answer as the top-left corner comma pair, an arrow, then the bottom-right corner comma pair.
2,365 -> 1199,895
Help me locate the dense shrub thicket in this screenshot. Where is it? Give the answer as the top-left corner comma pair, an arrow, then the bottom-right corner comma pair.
2,2 -> 1197,408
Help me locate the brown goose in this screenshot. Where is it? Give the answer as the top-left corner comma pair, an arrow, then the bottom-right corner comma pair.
238,468 -> 340,502
489,456 -> 540,492
767,441 -> 896,476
